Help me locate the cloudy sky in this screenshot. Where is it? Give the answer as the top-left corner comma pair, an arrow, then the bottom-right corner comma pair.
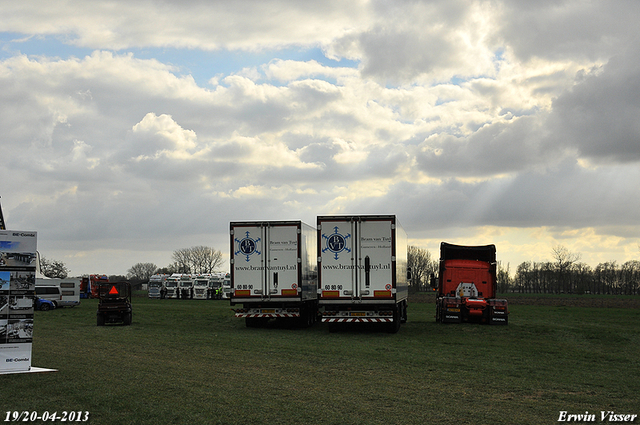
1,0 -> 639,276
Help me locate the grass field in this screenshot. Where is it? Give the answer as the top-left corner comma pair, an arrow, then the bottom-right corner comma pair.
2,295 -> 639,425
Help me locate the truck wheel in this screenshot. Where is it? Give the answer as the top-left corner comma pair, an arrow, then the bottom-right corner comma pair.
387,305 -> 401,333
302,305 -> 315,328
401,301 -> 408,323
435,303 -> 442,323
97,313 -> 105,326
124,311 -> 132,326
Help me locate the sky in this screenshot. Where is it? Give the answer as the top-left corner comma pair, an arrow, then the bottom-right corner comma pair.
1,0 -> 639,277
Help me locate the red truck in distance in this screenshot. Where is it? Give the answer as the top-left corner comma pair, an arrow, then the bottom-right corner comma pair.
435,242 -> 508,325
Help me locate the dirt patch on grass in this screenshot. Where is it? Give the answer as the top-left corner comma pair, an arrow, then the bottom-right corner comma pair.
408,292 -> 640,308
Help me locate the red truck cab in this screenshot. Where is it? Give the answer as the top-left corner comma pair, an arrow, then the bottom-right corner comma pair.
435,243 -> 508,325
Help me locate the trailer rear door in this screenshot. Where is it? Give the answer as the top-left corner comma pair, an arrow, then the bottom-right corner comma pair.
231,222 -> 300,299
319,217 -> 395,301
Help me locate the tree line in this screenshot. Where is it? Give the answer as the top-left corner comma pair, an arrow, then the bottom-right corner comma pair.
407,245 -> 640,295
42,243 -> 639,295
39,245 -> 224,282
510,259 -> 640,295
126,246 -> 224,282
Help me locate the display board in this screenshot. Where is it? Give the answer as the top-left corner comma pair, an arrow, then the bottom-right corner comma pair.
0,230 -> 37,373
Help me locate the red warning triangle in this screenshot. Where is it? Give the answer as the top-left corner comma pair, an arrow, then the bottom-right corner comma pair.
109,285 -> 119,295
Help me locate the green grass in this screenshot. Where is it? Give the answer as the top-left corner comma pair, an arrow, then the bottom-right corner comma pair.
2,298 -> 639,425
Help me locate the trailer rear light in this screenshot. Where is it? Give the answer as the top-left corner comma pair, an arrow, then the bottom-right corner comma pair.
446,303 -> 458,308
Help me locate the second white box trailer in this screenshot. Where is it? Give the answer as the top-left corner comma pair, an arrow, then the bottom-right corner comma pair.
317,215 -> 409,333
230,221 -> 318,327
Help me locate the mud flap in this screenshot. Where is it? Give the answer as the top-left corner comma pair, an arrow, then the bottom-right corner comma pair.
438,297 -> 462,323
488,299 -> 509,325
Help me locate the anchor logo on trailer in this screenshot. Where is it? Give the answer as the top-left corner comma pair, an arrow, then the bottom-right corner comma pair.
322,227 -> 351,260
235,231 -> 261,262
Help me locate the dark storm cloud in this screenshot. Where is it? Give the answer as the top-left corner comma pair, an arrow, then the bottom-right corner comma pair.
498,0 -> 640,62
546,46 -> 640,163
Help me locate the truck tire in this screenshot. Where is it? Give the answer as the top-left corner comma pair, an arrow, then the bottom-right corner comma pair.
387,304 -> 401,333
124,311 -> 132,326
302,304 -> 316,328
97,313 -> 105,326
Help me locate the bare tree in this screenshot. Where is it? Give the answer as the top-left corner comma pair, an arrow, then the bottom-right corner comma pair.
127,263 -> 158,282
552,245 -> 581,293
172,248 -> 192,273
496,261 -> 511,293
171,246 -> 223,274
552,245 -> 581,270
407,246 -> 437,291
39,256 -> 70,279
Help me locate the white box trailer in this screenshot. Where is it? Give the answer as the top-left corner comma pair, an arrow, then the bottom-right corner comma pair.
230,221 -> 317,327
36,278 -> 81,307
317,215 -> 408,333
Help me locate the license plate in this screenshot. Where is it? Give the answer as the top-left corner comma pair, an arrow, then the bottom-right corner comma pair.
261,309 -> 275,314
350,312 -> 365,317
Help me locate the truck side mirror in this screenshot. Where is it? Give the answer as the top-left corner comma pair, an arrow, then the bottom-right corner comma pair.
429,273 -> 437,288
406,267 -> 412,281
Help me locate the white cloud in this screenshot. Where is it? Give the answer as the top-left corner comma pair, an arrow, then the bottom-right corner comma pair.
1,0 -> 640,275
131,113 -> 198,160
0,1 -> 372,50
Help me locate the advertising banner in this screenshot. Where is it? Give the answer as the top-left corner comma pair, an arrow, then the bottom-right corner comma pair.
0,230 -> 37,373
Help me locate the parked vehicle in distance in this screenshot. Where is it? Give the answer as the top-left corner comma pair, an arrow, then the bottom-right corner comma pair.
222,275 -> 231,300
37,278 -> 80,307
179,274 -> 194,299
148,274 -> 168,299
96,281 -> 132,326
434,242 -> 508,325
192,275 -> 210,299
34,297 -> 55,311
34,285 -> 62,308
164,275 -> 180,298
80,274 -> 109,299
209,273 -> 225,299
